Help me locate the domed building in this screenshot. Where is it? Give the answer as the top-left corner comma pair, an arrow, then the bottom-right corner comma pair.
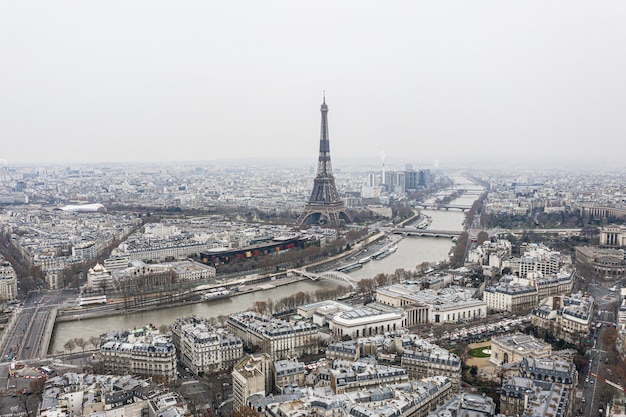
87,263 -> 114,291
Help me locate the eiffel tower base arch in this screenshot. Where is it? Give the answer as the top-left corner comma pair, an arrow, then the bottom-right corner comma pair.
297,203 -> 353,228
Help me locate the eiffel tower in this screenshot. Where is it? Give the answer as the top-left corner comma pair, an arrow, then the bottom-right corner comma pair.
297,96 -> 352,227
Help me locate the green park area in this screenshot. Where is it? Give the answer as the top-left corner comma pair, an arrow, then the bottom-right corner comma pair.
469,346 -> 491,358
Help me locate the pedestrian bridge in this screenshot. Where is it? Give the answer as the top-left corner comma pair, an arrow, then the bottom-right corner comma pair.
291,269 -> 358,290
391,228 -> 461,238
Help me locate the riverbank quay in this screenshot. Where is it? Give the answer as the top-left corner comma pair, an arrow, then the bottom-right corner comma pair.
54,231 -> 389,322
55,273 -> 311,322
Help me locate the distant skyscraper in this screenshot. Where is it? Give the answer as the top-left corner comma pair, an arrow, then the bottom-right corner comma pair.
297,97 -> 352,227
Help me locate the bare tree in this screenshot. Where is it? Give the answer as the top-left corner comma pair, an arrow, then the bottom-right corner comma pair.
74,337 -> 88,354
29,378 -> 46,402
18,388 -> 38,417
375,273 -> 388,287
476,231 -> 489,245
216,315 -> 228,327
416,261 -> 431,275
393,268 -> 407,283
89,335 -> 101,350
64,340 -> 76,356
253,301 -> 269,315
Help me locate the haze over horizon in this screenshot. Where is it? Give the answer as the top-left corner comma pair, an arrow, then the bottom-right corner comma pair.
1,1 -> 625,167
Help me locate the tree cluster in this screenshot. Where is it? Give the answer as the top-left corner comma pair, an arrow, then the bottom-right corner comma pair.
63,335 -> 101,356
449,232 -> 469,268
356,268 -> 416,296
252,285 -> 351,315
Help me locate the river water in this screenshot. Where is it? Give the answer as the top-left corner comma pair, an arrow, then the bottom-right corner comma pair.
49,176 -> 482,354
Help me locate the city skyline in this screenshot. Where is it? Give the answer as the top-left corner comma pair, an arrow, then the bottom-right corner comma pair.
1,1 -> 626,167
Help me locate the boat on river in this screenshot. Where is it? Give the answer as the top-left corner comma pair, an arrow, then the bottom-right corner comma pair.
373,245 -> 398,260
337,262 -> 363,273
202,288 -> 231,301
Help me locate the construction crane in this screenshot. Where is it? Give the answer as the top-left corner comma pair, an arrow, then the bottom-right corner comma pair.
590,372 -> 626,393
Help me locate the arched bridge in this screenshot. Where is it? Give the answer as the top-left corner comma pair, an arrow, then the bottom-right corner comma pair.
391,228 -> 461,238
414,203 -> 470,212
291,269 -> 358,290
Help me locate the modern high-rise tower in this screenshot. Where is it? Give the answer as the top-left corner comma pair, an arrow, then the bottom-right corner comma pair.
297,97 -> 352,227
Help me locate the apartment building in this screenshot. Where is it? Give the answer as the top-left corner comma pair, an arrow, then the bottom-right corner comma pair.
227,312 -> 318,360
171,316 -> 243,374
396,334 -> 462,391
467,239 -> 512,275
501,376 -> 571,417
0,259 -> 18,301
326,358 -> 409,394
232,353 -> 273,413
273,359 -> 305,393
504,243 -> 562,278
531,294 -> 593,345
484,271 -> 574,314
97,326 -> 177,384
248,376 -> 452,417
484,283 -> 537,314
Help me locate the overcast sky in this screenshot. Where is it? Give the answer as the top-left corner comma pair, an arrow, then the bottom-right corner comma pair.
1,1 -> 625,168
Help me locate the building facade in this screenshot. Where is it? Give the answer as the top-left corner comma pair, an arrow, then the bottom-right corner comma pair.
377,285 -> 487,326
328,304 -> 406,339
600,225 -> 626,248
227,312 -> 318,360
576,246 -> 626,280
490,333 -> 552,366
232,353 -> 273,413
273,359 -> 305,393
0,259 -> 18,301
98,326 -> 177,383
484,272 -> 574,314
531,294 -> 593,345
171,316 -> 243,374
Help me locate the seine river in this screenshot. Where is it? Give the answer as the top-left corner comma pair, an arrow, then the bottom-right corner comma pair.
48,176 -> 482,354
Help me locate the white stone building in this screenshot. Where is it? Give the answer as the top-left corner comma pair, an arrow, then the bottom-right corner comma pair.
227,312 -> 318,360
600,225 -> 626,248
484,271 -> 574,314
467,239 -> 512,275
376,284 -> 487,326
504,243 -> 562,278
171,316 -> 243,374
489,333 -> 552,366
328,303 -> 406,339
86,263 -> 114,291
98,326 -> 177,384
531,294 -> 594,345
0,259 -> 18,301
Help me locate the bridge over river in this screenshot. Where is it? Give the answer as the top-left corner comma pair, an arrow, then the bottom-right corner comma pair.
414,203 -> 470,212
290,269 -> 358,289
391,228 -> 461,238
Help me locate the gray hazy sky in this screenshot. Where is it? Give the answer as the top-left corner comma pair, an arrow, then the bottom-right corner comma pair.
1,1 -> 625,167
